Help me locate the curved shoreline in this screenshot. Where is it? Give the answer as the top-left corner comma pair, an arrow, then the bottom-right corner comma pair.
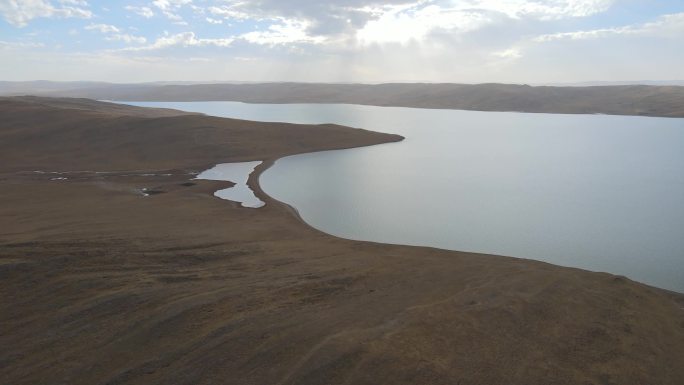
250,158 -> 309,224
246,139 -> 405,236
245,145 -> 684,295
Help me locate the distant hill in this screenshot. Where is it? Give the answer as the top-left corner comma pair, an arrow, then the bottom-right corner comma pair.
2,81 -> 683,118
539,80 -> 684,87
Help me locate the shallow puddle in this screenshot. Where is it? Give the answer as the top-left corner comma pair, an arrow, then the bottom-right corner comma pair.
196,161 -> 265,208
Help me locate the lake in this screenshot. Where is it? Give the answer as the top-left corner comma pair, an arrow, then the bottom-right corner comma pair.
125,101 -> 684,293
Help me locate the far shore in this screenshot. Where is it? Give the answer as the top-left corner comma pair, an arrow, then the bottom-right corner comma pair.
3,81 -> 684,118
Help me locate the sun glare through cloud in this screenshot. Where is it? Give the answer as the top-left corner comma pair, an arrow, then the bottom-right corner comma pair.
0,0 -> 682,83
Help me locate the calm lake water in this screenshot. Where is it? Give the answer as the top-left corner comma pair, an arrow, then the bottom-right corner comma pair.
126,101 -> 684,293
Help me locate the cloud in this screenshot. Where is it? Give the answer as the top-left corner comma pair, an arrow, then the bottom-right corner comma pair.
107,33 -> 147,44
58,0 -> 87,5
207,4 -> 251,20
85,23 -> 147,45
151,0 -> 192,11
85,23 -> 120,34
122,31 -> 234,51
241,19 -> 326,45
196,1 -> 422,37
534,12 -> 684,42
466,0 -> 615,20
118,18 -> 326,52
352,0 -> 619,44
189,0 -> 616,39
0,40 -> 45,49
205,17 -> 223,24
2,0 -> 682,84
493,47 -> 522,59
0,0 -> 92,27
486,11 -> 684,67
356,3 -> 492,44
124,5 -> 154,18
152,0 -> 191,21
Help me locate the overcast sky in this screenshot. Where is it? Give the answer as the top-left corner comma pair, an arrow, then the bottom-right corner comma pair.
0,0 -> 682,83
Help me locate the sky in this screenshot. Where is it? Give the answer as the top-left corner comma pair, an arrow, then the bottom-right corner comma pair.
0,0 -> 682,83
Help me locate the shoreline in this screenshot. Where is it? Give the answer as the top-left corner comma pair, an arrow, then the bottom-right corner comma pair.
236,142 -> 684,295
248,154 -> 684,295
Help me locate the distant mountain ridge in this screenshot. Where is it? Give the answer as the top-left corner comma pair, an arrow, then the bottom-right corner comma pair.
1,81 -> 683,118
538,80 -> 684,87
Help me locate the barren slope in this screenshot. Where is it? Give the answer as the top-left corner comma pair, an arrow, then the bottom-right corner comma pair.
1,97 -> 682,385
